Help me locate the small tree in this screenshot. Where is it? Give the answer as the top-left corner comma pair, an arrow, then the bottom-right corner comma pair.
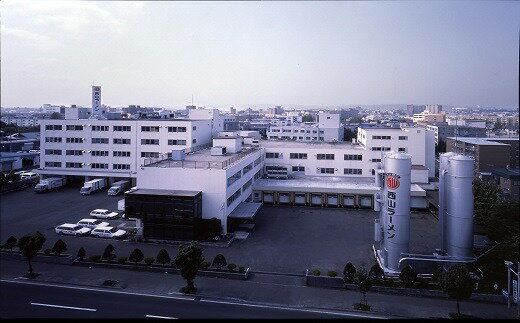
156,249 -> 171,267
343,262 -> 356,283
440,264 -> 473,316
129,248 -> 144,265
173,242 -> 204,294
102,244 -> 116,262
399,265 -> 417,288
77,247 -> 86,261
18,231 -> 46,277
353,267 -> 373,311
212,254 -> 227,271
369,264 -> 384,284
3,236 -> 17,252
52,239 -> 67,256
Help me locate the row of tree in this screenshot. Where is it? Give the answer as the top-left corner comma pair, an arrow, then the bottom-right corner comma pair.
2,233 -> 239,295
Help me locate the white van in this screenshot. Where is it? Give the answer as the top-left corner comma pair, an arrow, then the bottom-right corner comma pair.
55,224 -> 91,236
77,218 -> 110,229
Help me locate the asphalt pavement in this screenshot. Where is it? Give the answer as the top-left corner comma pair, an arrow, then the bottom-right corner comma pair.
0,280 -> 384,319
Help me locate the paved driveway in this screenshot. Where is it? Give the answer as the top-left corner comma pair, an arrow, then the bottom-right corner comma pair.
1,187 -> 438,274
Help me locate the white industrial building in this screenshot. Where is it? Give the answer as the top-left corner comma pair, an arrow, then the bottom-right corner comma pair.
266,112 -> 344,142
137,136 -> 264,234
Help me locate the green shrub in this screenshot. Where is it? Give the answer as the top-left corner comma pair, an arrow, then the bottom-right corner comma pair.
117,256 -> 127,264
144,257 -> 155,265
327,270 -> 338,277
200,261 -> 211,270
238,266 -> 246,272
43,248 -> 52,255
89,254 -> 101,262
227,263 -> 237,271
312,269 -> 321,276
353,302 -> 371,311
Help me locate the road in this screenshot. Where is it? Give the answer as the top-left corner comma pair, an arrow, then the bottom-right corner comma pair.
0,280 -> 385,319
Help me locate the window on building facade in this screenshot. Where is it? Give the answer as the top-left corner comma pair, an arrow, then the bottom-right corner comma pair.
344,154 -> 362,161
113,164 -> 131,170
66,125 -> 83,131
45,137 -> 62,143
399,136 -> 408,140
141,139 -> 159,145
92,125 -> 109,131
141,152 -> 159,158
167,126 -> 187,132
290,153 -> 307,159
45,161 -> 62,168
292,166 -> 305,172
45,125 -> 62,130
92,151 -> 109,156
91,138 -> 109,144
113,151 -> 131,157
66,137 -> 84,143
266,152 -> 280,158
65,150 -> 82,156
344,168 -> 362,175
319,167 -> 334,174
317,154 -> 334,160
45,149 -> 62,155
66,162 -> 82,168
141,126 -> 160,132
168,139 -> 187,145
113,126 -> 131,131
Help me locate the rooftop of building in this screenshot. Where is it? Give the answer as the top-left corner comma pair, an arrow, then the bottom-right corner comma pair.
144,145 -> 261,170
253,175 -> 426,196
259,139 -> 364,150
491,167 -> 520,179
126,188 -> 201,197
447,137 -> 519,145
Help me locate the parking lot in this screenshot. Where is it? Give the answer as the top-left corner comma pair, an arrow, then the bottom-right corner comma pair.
1,186 -> 438,274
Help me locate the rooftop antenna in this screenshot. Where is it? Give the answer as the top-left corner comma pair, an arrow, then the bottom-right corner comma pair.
191,94 -> 194,106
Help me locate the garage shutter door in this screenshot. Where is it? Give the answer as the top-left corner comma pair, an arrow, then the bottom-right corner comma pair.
343,195 -> 355,207
294,194 -> 306,204
263,193 -> 274,203
359,196 -> 373,208
311,194 -> 322,205
327,195 -> 338,206
279,193 -> 290,204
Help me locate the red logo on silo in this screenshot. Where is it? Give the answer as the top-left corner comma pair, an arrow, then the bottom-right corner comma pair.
386,175 -> 400,190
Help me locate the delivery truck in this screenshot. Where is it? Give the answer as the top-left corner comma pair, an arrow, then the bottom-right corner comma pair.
34,177 -> 66,193
108,180 -> 131,196
80,178 -> 107,195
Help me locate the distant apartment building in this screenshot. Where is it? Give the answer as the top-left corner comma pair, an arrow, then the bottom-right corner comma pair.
413,110 -> 446,123
1,115 -> 42,127
267,106 -> 284,115
266,112 -> 343,142
425,104 -> 442,114
406,104 -> 426,117
425,123 -> 486,145
446,137 -> 519,175
446,118 -> 486,129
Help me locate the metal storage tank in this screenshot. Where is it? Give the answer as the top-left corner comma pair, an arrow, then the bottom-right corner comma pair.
382,153 -> 412,271
438,152 -> 457,253
445,155 -> 474,258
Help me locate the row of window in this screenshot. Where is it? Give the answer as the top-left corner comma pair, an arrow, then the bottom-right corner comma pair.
45,150 -> 133,157
45,125 -> 192,132
45,137 -> 193,145
318,168 -> 363,175
45,162 -> 130,170
266,152 -> 401,160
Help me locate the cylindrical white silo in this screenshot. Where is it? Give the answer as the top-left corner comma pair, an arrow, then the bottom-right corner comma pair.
438,152 -> 458,254
445,155 -> 474,258
382,153 -> 412,271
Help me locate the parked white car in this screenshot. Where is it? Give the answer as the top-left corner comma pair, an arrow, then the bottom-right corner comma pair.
90,209 -> 118,219
76,218 -> 110,229
55,224 -> 91,236
90,226 -> 126,239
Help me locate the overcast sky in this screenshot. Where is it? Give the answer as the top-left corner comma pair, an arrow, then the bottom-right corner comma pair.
1,1 -> 519,109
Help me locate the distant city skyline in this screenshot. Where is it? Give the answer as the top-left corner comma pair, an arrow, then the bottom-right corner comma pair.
1,1 -> 519,109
